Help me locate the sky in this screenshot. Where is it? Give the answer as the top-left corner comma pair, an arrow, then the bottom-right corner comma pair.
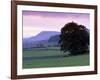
23,11 -> 90,38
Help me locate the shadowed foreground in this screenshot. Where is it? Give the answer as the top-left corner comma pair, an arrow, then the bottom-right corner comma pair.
23,48 -> 89,69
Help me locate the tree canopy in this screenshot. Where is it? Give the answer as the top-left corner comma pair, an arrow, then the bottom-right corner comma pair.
59,22 -> 89,55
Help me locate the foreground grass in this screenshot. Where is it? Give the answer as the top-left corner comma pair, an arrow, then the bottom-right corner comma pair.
23,49 -> 89,69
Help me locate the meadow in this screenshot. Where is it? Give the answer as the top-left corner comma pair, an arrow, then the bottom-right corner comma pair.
23,47 -> 89,69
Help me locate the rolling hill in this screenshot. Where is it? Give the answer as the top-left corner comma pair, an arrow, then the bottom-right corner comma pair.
23,31 -> 61,49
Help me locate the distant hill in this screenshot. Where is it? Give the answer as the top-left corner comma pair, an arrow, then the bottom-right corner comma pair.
29,31 -> 60,41
48,35 -> 60,47
23,31 -> 61,49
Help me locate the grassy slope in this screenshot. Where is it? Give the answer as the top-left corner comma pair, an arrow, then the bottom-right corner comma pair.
23,49 -> 89,69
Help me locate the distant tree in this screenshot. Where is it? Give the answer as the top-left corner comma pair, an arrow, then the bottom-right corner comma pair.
59,22 -> 89,55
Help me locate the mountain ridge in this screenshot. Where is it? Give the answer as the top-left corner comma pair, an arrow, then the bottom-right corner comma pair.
23,31 -> 60,41
23,31 -> 61,49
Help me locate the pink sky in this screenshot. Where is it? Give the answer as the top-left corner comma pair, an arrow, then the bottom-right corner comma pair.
23,11 -> 90,38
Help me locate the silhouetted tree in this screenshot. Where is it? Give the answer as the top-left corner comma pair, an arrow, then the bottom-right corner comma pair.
59,22 -> 89,55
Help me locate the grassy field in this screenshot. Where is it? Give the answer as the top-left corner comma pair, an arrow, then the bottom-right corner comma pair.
23,48 -> 89,69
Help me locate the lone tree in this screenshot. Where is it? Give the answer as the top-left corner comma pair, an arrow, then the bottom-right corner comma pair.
59,22 -> 89,55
